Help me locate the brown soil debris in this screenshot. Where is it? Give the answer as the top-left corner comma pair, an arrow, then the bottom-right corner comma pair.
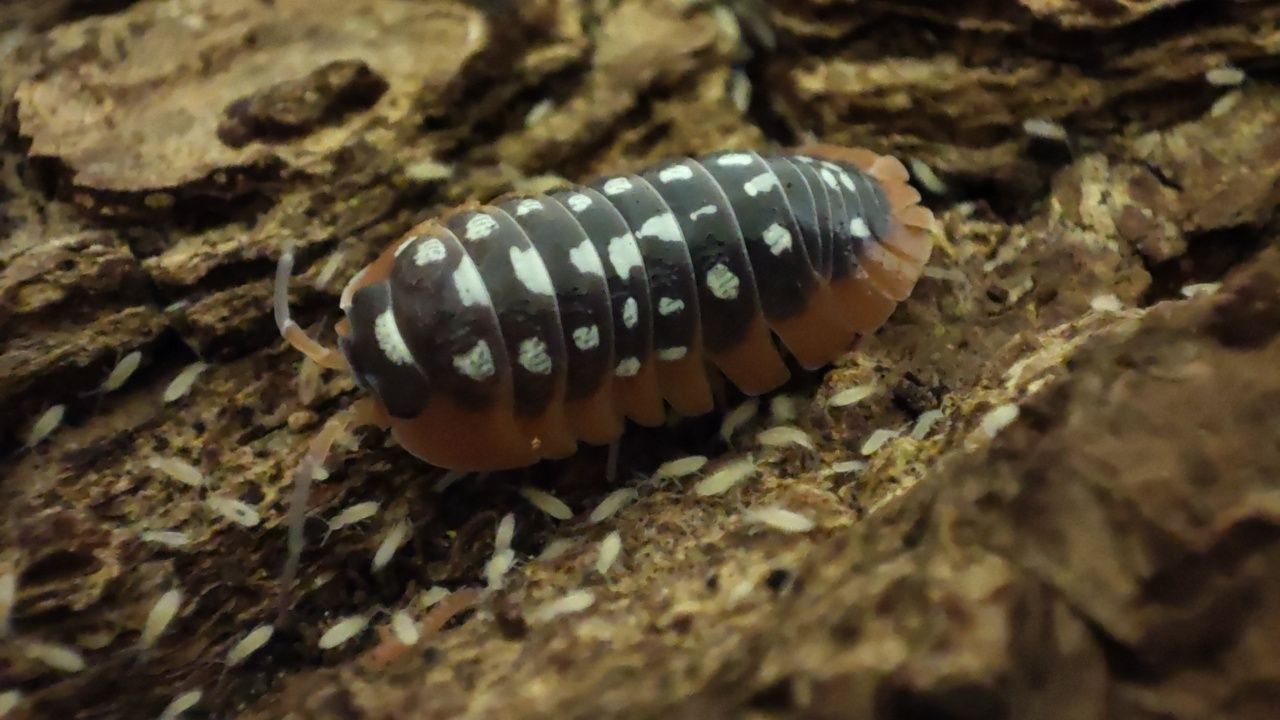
1,1 -> 1278,718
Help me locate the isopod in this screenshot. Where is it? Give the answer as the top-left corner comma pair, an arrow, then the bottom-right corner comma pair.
271,145 -> 937,610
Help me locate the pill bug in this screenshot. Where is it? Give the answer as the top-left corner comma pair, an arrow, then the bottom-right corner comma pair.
272,144 -> 936,614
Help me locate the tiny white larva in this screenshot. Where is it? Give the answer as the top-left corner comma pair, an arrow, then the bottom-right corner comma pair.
693,456 -> 757,497
743,505 -> 815,533
389,610 -> 420,646
755,425 -> 815,450
519,486 -> 572,520
317,614 -> 370,650
596,531 -> 622,575
589,488 -> 638,523
485,548 -> 516,590
651,455 -> 709,484
494,512 -> 516,551
860,428 -> 900,455
327,501 -> 380,533
719,398 -> 759,443
371,520 -> 411,572
158,689 -> 202,720
140,530 -> 193,548
24,640 -> 86,673
147,457 -> 205,488
827,383 -> 877,408
205,496 -> 261,527
100,350 -> 143,393
226,624 -> 274,667
528,589 -> 595,623
24,404 -> 66,448
163,362 -> 208,403
139,588 -> 183,650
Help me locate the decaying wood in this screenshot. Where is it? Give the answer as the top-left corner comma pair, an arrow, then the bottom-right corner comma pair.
1,0 -> 1278,718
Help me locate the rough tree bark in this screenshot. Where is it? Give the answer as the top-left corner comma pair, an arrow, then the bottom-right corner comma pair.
1,0 -> 1278,718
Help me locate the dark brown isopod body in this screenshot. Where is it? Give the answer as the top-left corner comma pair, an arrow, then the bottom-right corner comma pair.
277,144 -> 935,475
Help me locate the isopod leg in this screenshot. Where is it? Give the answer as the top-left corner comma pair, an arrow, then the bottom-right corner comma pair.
275,244 -> 348,371
275,399 -> 379,624
606,439 -> 621,485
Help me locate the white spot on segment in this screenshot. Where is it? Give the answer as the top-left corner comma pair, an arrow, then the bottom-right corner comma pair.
689,204 -> 717,221
453,340 -> 495,381
453,257 -> 490,307
657,346 -> 687,361
849,217 -> 871,239
515,198 -> 543,216
602,177 -> 632,195
465,213 -> 498,241
715,153 -> 753,166
706,264 -> 740,300
622,297 -> 639,328
414,238 -> 448,266
608,234 -> 644,278
509,246 -> 556,296
762,223 -> 793,255
658,164 -> 694,182
517,337 -> 553,375
657,297 -> 685,315
744,171 -> 779,197
374,308 -> 415,366
820,168 -> 839,189
615,357 -> 640,377
569,240 -> 606,277
566,193 -> 593,212
638,213 -> 683,243
838,171 -> 857,192
573,325 -> 600,351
